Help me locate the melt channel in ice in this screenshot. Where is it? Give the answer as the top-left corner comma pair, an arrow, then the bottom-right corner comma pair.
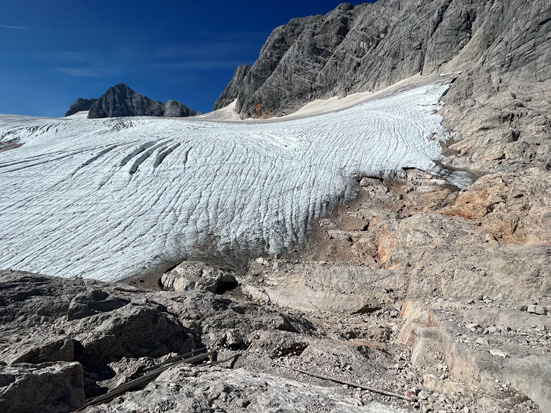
0,83 -> 457,281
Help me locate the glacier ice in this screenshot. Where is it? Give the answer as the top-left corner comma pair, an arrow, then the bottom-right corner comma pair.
0,84 -> 456,281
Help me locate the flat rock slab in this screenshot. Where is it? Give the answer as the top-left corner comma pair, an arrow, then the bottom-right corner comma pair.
82,366 -> 410,413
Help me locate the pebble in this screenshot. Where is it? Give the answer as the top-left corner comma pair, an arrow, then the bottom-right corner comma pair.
489,349 -> 509,358
476,338 -> 490,346
418,390 -> 430,401
527,305 -> 547,315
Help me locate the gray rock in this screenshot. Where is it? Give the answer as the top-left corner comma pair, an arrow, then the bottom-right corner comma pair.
87,84 -> 196,119
65,98 -> 97,117
69,301 -> 197,368
88,83 -> 163,118
418,390 -> 430,401
527,305 -> 548,316
160,261 -> 237,294
242,261 -> 406,314
8,337 -> 74,366
67,289 -> 130,321
216,0 -> 551,119
163,99 -> 196,117
489,349 -> 509,358
0,271 -> 200,383
0,271 -> 88,327
83,366 -> 409,413
0,362 -> 85,413
214,64 -> 250,110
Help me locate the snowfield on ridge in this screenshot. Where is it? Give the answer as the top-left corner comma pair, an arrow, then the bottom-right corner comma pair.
0,83 -> 457,281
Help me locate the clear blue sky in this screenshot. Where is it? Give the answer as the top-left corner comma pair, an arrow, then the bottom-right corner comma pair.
0,1 -> 368,117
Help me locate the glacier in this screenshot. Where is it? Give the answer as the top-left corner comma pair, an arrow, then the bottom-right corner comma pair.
0,83 -> 462,281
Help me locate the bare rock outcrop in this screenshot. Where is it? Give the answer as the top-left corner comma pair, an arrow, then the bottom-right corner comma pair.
0,271 -> 201,411
242,164 -> 549,412
69,300 -> 197,369
216,0 -> 550,119
213,64 -> 250,110
65,98 -> 97,117
0,362 -> 85,413
163,99 -> 196,117
160,261 -> 237,294
83,366 -> 409,413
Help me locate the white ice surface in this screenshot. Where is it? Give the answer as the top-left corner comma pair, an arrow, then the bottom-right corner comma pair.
0,84 -> 452,281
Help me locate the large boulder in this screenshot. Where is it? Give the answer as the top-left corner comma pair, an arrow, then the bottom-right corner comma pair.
69,300 -> 198,368
160,261 -> 237,294
0,362 -> 85,413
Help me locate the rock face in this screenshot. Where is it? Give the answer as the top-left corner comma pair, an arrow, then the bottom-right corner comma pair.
213,64 -> 250,111
215,0 -> 551,119
87,83 -> 196,119
163,99 -> 196,117
0,271 -> 200,411
0,362 -> 85,413
65,98 -> 97,117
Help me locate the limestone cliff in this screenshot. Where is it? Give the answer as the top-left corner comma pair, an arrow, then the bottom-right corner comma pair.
216,0 -> 551,119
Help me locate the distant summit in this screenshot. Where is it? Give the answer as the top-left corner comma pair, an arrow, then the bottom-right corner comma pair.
65,98 -> 97,117
65,84 -> 196,119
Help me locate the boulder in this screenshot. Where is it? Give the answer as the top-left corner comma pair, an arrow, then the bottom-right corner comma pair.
67,289 -> 130,321
0,362 -> 85,413
69,301 -> 198,368
7,337 -> 74,366
160,261 -> 237,294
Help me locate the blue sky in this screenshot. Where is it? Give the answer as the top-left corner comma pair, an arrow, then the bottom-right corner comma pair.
0,1 -> 367,117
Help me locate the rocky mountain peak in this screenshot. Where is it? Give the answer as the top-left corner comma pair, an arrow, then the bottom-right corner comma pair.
336,2 -> 354,11
64,97 -> 97,117
67,83 -> 197,119
88,83 -> 162,119
111,82 -> 133,92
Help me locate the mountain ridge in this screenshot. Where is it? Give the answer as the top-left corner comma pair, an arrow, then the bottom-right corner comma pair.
215,0 -> 550,119
65,98 -> 98,117
65,83 -> 197,119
